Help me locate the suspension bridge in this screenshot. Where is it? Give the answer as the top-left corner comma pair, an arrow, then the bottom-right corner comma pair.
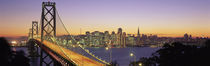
27,1 -> 111,66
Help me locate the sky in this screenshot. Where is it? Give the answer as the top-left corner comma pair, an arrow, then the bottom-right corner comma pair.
0,0 -> 210,37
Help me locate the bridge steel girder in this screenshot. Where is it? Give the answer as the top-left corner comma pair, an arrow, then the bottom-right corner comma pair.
40,2 -> 56,66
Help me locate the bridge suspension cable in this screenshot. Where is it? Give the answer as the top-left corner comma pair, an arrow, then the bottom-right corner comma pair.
30,1 -> 109,66
55,9 -> 110,65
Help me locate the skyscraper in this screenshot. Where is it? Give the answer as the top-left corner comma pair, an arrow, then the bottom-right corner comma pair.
104,31 -> 110,44
136,27 -> 141,46
117,28 -> 123,47
85,31 -> 91,45
111,31 -> 117,45
137,27 -> 140,37
122,32 -> 126,47
184,33 -> 189,40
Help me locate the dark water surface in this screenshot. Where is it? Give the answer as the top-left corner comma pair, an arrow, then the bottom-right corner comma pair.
86,47 -> 160,66
14,47 -> 160,66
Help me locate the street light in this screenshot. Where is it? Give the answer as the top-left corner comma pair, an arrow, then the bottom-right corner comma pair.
105,47 -> 112,63
105,47 -> 109,50
139,62 -> 142,66
130,52 -> 136,66
130,53 -> 134,57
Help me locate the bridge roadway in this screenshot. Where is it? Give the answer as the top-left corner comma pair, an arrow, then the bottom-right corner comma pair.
34,39 -> 105,66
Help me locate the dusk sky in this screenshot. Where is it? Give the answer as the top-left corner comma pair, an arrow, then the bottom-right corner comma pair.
0,0 -> 210,37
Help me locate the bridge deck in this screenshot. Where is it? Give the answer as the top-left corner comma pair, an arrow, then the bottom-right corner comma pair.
35,39 -> 105,66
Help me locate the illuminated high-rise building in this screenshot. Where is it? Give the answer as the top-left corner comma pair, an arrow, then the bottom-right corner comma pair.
111,31 -> 117,45
85,31 -> 91,45
117,28 -> 123,47
104,31 -> 110,44
127,34 -> 135,45
122,32 -> 126,47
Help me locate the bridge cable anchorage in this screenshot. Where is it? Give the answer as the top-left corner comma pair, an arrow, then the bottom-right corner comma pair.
56,9 -> 110,65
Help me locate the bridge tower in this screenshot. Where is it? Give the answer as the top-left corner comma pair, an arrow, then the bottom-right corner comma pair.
28,21 -> 39,57
32,21 -> 38,38
28,28 -> 32,39
41,2 -> 56,41
40,2 -> 57,66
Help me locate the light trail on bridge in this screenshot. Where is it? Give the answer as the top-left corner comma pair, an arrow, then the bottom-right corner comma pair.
35,39 -> 105,66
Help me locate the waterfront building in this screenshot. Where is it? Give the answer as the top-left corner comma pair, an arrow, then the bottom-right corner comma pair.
127,34 -> 133,46
117,28 -> 123,47
122,32 -> 126,47
85,31 -> 91,45
104,31 -> 110,45
111,31 -> 117,45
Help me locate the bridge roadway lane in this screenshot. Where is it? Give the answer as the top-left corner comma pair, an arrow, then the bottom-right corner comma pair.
35,39 -> 105,66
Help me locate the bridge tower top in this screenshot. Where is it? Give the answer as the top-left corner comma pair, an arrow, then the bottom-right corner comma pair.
42,1 -> 56,6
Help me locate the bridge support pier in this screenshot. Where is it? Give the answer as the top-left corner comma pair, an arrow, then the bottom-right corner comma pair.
39,44 -> 62,66
28,39 -> 39,57
27,40 -> 39,57
40,50 -> 53,66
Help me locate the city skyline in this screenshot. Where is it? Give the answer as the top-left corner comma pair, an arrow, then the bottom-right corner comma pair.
0,1 -> 210,66
1,0 -> 210,37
